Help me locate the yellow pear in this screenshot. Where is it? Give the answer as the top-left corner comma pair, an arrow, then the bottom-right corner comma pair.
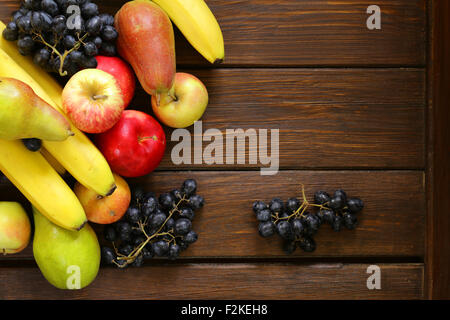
33,207 -> 100,290
0,77 -> 73,141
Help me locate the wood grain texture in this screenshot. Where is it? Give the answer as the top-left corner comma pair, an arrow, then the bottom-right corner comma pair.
426,0 -> 450,300
126,68 -> 426,170
0,0 -> 426,66
0,263 -> 424,299
1,171 -> 425,259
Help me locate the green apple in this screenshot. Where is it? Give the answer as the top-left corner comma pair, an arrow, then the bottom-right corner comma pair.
0,202 -> 31,254
151,72 -> 208,128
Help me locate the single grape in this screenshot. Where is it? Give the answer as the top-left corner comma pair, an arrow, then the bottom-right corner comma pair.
291,218 -> 304,237
334,189 -> 347,203
152,240 -> 169,257
298,237 -> 316,252
99,13 -> 114,26
283,240 -> 296,254
285,197 -> 301,213
86,16 -> 102,35
81,55 -> 97,68
168,244 -> 181,260
3,22 -> 18,41
188,195 -> 204,210
33,48 -> 51,67
347,198 -> 364,213
68,50 -> 83,64
81,2 -> 98,18
41,0 -> 60,16
150,211 -> 167,229
276,220 -> 295,241
103,225 -> 117,242
83,41 -> 98,56
92,35 -> 102,48
22,138 -> 42,151
142,196 -> 157,217
178,207 -> 194,221
159,192 -> 175,210
343,212 -> 357,230
174,218 -> 192,236
12,10 -> 23,23
23,0 -> 34,10
118,244 -> 133,256
252,200 -> 268,214
332,215 -> 343,232
181,179 -> 197,197
115,221 -> 132,235
52,15 -> 66,35
256,208 -> 271,222
258,221 -> 275,237
101,247 -> 116,264
132,186 -> 145,203
142,247 -> 154,259
133,236 -> 146,247
101,25 -> 118,41
125,205 -> 141,224
329,195 -> 344,210
269,198 -> 284,213
184,230 -> 198,244
131,254 -> 144,267
63,34 -> 76,49
319,209 -> 335,224
16,14 -> 32,33
165,217 -> 175,230
314,191 -> 330,205
100,41 -> 116,56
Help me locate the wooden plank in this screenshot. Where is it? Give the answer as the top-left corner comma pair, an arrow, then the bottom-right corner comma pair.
1,171 -> 425,259
0,263 -> 424,299
132,68 -> 424,169
0,1 -> 426,66
426,0 -> 450,300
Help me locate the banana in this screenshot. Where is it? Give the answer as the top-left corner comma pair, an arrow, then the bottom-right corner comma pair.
0,139 -> 87,230
0,24 -> 116,196
40,148 -> 66,175
151,0 -> 225,64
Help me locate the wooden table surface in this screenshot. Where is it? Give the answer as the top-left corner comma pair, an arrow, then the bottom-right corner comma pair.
0,0 -> 449,300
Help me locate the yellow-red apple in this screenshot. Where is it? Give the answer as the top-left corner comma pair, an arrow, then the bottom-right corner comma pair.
62,69 -> 125,134
74,173 -> 131,224
0,202 -> 31,254
151,72 -> 208,128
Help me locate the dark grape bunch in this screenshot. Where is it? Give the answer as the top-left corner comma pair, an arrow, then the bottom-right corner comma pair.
101,179 -> 204,268
2,0 -> 119,77
252,185 -> 364,254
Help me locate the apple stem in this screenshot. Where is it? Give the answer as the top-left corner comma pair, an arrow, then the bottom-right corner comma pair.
155,93 -> 161,106
92,95 -> 108,100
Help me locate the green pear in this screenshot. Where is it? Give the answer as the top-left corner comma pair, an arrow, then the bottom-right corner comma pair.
32,206 -> 100,290
0,77 -> 73,141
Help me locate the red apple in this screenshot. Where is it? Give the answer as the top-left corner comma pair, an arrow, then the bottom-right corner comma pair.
95,56 -> 136,108
95,110 -> 166,177
74,173 -> 131,224
151,72 -> 209,128
62,69 -> 125,134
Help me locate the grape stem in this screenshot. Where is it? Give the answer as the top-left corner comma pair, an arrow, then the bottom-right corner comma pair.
274,184 -> 329,223
114,195 -> 188,268
33,32 -> 89,76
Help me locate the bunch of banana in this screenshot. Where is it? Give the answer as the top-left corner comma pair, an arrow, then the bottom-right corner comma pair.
152,0 -> 225,64
0,22 -> 116,230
